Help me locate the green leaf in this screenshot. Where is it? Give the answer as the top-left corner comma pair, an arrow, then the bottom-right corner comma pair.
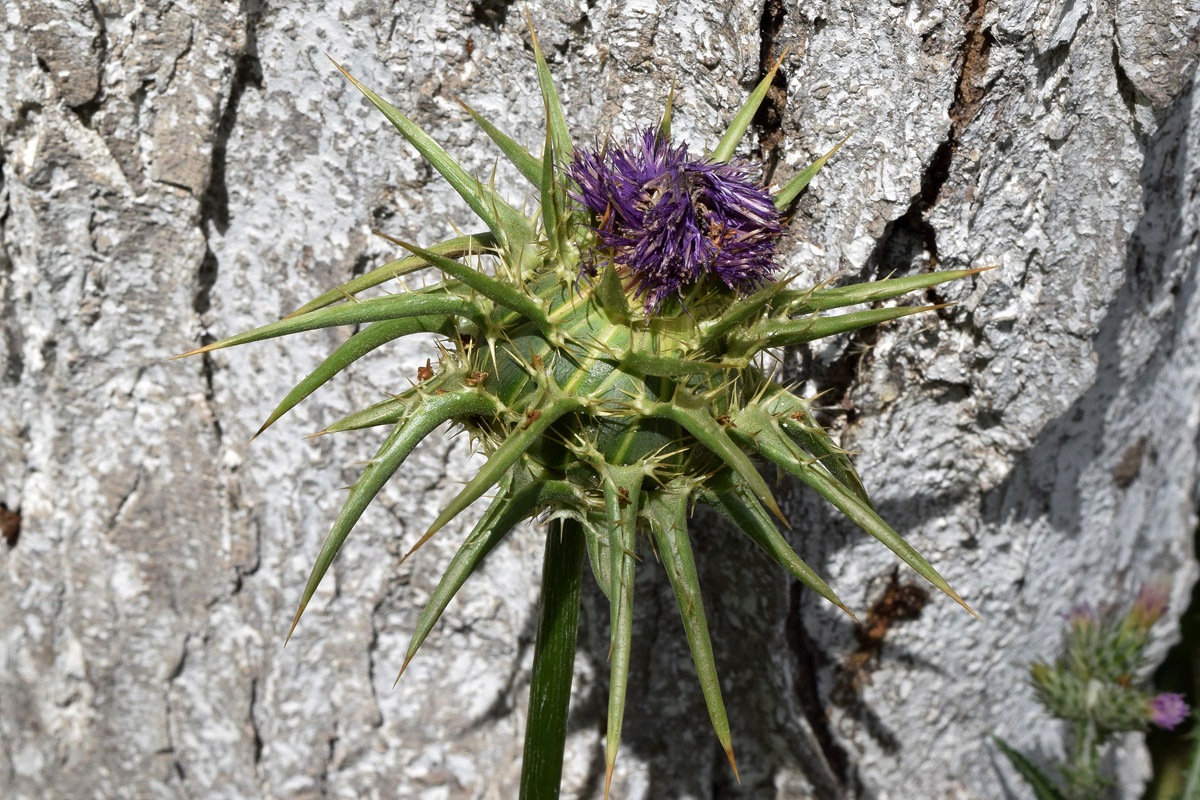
698,277 -> 793,349
286,389 -> 499,641
656,84 -> 676,142
177,292 -> 486,358
646,489 -> 739,779
528,22 -> 572,158
600,465 -> 642,798
754,383 -> 872,507
320,380 -> 500,435
646,395 -> 786,525
594,264 -> 631,326
457,98 -> 542,186
710,56 -> 783,163
783,267 -> 993,315
773,132 -> 851,210
399,472 -> 579,679
410,395 -> 584,556
700,472 -> 853,618
736,303 -> 948,352
286,233 -> 495,318
376,234 -> 553,336
255,316 -> 454,437
539,99 -> 566,259
330,59 -> 535,252
730,418 -> 976,617
991,735 -> 1067,800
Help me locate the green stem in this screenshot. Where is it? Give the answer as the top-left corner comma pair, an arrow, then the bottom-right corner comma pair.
519,519 -> 585,800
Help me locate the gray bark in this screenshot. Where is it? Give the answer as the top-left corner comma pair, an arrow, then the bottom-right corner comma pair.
2,0 -> 1199,798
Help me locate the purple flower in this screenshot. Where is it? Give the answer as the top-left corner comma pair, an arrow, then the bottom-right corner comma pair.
568,130 -> 782,311
1150,693 -> 1189,730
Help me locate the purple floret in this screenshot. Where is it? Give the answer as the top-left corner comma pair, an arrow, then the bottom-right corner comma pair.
1150,693 -> 1189,730
568,130 -> 782,312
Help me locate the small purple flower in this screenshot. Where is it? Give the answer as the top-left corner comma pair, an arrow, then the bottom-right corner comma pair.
1150,692 -> 1189,730
568,130 -> 782,311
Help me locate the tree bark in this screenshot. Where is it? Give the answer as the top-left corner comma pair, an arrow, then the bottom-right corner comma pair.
2,1 -> 1198,798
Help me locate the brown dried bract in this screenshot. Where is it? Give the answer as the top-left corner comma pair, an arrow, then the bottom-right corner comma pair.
416,358 -> 434,382
465,371 -> 489,387
523,409 -> 541,429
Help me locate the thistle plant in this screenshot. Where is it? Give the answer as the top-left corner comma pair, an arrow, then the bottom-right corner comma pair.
994,585 -> 1190,800
181,31 -> 982,797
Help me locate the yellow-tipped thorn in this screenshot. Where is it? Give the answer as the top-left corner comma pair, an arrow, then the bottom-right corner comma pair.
392,655 -> 415,689
284,603 -> 307,646
726,745 -> 740,784
172,342 -> 218,360
304,429 -> 331,440
764,495 -> 791,530
947,587 -> 981,620
603,759 -> 615,800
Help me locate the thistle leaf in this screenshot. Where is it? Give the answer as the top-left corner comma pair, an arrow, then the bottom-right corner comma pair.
991,735 -> 1067,800
739,303 -> 950,351
457,98 -> 542,187
646,489 -> 739,779
700,472 -> 854,619
734,420 -> 976,617
784,266 -> 994,314
320,380 -> 500,435
286,233 -> 495,318
539,100 -> 566,258
176,292 -> 486,358
330,58 -> 535,251
287,389 -> 500,641
754,385 -> 872,507
656,84 -> 676,141
600,465 -> 642,798
256,316 -> 455,438
595,263 -> 631,326
399,473 -> 579,680
710,55 -> 784,163
773,132 -> 851,211
698,277 -> 793,348
646,396 -> 786,525
528,21 -> 572,158
411,396 -> 584,555
377,234 -> 554,335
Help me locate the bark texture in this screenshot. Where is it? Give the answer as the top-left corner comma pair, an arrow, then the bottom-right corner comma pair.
2,1 -> 1199,798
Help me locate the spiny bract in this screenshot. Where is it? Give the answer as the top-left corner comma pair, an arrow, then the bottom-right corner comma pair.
182,34 -> 980,789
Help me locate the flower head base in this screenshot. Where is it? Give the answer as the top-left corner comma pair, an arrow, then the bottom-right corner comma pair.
1150,692 -> 1189,730
568,130 -> 782,311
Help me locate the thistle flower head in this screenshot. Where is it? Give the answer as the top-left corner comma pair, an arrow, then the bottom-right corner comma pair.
1150,692 -> 1189,730
178,39 -> 983,793
568,130 -> 782,311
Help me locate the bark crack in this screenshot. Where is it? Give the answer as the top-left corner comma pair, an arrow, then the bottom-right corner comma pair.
753,0 -> 788,181
195,2 -> 265,446
812,0 -> 992,416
